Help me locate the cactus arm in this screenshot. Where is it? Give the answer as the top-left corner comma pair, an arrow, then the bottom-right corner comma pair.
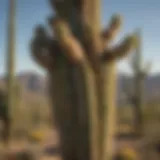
78,0 -> 102,73
49,0 -> 72,18
30,25 -> 56,70
131,29 -> 142,73
101,34 -> 136,160
101,14 -> 122,50
49,17 -> 85,64
30,40 -> 52,69
101,35 -> 137,61
49,0 -> 64,14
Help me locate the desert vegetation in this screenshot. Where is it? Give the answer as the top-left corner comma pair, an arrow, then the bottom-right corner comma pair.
1,0 -> 160,160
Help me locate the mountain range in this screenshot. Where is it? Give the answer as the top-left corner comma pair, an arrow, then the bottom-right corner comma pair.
0,71 -> 160,104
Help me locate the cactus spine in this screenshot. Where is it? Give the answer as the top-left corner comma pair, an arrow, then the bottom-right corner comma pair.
30,1 -> 136,160
6,0 -> 16,142
129,28 -> 151,136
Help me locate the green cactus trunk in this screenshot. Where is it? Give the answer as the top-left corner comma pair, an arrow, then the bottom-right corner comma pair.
49,24 -> 100,160
50,61 -> 99,160
13,82 -> 21,138
30,1 -> 136,160
6,0 -> 16,142
48,2 -> 101,160
102,61 -> 117,160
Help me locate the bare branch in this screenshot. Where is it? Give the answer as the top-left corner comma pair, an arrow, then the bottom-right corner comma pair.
102,34 -> 137,62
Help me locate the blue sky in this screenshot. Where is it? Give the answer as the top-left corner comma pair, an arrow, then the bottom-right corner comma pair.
0,0 -> 160,75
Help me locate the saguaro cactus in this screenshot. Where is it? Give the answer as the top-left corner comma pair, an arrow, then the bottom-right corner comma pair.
6,0 -> 16,142
30,1 -> 137,160
0,89 -> 10,144
126,28 -> 151,136
12,81 -> 22,137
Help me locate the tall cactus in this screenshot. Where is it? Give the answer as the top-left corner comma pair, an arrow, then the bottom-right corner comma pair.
30,1 -> 137,160
13,81 -> 22,137
6,0 -> 16,142
127,28 -> 151,136
0,89 -> 10,144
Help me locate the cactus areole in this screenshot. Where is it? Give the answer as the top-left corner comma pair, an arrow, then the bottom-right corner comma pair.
30,1 -> 137,160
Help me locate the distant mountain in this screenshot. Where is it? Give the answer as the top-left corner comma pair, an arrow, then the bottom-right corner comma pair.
0,71 -> 47,96
0,71 -> 160,104
17,71 -> 47,94
117,73 -> 160,105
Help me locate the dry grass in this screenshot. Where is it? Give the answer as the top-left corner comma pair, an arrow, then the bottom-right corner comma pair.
1,79 -> 160,159
0,80 -> 55,159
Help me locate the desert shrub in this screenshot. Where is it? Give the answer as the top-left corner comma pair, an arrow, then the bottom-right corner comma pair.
115,147 -> 137,160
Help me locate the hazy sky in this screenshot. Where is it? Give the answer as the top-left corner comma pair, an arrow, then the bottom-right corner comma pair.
0,0 -> 160,75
